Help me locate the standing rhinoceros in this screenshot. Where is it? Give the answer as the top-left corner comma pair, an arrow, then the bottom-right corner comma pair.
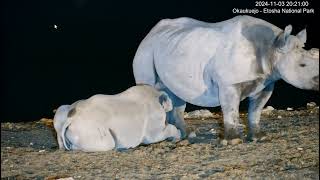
53,85 -> 180,152
132,15 -> 319,141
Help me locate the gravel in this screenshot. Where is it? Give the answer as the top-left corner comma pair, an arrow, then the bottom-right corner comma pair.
1,107 -> 319,179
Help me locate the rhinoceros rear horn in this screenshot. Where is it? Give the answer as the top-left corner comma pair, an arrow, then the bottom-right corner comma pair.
275,25 -> 292,49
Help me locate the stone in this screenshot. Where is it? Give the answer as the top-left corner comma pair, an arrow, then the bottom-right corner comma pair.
57,178 -> 74,180
221,139 -> 228,146
307,102 -> 317,109
209,128 -> 217,134
188,131 -> 197,138
286,107 -> 293,111
262,106 -> 275,115
230,138 -> 243,145
184,109 -> 213,119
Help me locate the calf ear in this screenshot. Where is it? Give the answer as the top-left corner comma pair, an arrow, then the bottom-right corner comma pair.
296,28 -> 307,44
159,92 -> 173,112
275,25 -> 292,49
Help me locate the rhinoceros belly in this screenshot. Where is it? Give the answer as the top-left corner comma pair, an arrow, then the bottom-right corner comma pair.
156,64 -> 220,107
155,52 -> 220,107
153,26 -> 222,107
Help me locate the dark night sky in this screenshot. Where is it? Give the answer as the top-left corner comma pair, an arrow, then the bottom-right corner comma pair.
1,0 -> 319,122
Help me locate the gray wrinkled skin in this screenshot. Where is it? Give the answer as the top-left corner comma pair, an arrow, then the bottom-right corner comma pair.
132,15 -> 319,140
53,85 -> 180,152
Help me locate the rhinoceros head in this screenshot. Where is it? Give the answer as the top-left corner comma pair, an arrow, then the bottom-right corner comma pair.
273,25 -> 319,91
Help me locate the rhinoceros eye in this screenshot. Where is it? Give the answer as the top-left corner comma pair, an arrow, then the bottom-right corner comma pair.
299,63 -> 306,67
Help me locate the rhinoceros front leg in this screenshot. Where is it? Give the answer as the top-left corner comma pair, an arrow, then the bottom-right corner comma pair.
219,85 -> 244,140
167,104 -> 187,139
247,83 -> 274,141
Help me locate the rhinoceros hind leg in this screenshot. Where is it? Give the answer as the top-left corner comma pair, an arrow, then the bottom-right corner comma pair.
155,80 -> 187,138
247,83 -> 274,141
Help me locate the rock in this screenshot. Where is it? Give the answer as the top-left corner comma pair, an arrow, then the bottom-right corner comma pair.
57,178 -> 74,180
220,139 -> 228,146
262,106 -> 275,115
188,131 -> 197,138
181,175 -> 191,180
179,140 -> 190,146
198,168 -> 224,178
307,102 -> 317,109
259,136 -> 267,142
184,109 -> 213,119
230,138 -> 242,145
38,118 -> 54,128
286,107 -> 293,111
2,123 -> 14,130
209,128 -> 217,134
212,113 -> 222,119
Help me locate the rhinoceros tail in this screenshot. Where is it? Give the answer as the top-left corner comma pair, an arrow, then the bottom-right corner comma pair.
132,35 -> 157,86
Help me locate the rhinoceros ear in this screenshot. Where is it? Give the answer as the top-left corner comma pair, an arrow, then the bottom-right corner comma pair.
284,25 -> 293,37
296,28 -> 307,44
159,92 -> 173,112
275,25 -> 292,49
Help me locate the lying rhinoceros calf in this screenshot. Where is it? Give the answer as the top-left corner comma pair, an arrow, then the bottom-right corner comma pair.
53,85 -> 180,152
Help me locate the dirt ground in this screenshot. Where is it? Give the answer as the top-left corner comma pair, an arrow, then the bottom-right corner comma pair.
1,106 -> 319,179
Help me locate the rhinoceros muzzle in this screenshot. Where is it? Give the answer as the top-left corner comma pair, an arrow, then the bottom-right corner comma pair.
309,48 -> 319,57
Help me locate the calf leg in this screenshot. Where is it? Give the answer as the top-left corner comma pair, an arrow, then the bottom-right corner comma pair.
248,83 -> 274,141
218,85 -> 243,140
143,124 -> 181,144
65,126 -> 116,152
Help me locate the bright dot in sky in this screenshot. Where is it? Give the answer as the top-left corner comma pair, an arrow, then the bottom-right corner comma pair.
54,25 -> 58,29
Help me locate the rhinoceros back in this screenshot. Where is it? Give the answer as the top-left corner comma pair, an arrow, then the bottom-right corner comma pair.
133,16 -> 282,106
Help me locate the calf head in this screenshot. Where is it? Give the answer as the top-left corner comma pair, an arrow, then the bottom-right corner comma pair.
273,25 -> 319,91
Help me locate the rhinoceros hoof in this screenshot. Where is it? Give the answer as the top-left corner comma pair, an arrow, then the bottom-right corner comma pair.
179,130 -> 187,140
167,136 -> 181,143
247,130 -> 267,142
224,125 -> 245,140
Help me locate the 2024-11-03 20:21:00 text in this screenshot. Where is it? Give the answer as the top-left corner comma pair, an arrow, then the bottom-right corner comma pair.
255,1 -> 310,7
